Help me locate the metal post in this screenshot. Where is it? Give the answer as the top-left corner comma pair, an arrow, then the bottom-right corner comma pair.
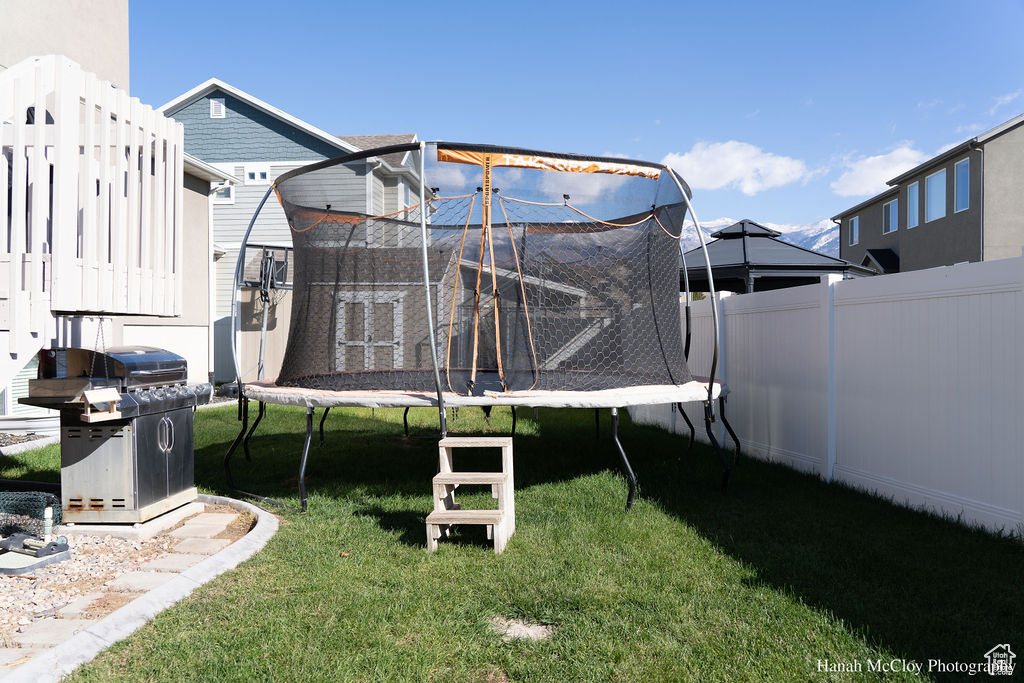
418,143 -> 447,436
676,402 -> 695,451
610,407 -> 638,511
319,407 -> 331,447
297,407 -> 314,512
242,401 -> 266,462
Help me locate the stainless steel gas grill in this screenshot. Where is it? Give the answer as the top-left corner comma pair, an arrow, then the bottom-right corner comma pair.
20,346 -> 212,523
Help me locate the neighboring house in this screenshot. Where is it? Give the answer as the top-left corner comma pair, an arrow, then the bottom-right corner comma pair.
0,0 -> 129,88
0,2 -> 226,423
5,155 -> 236,418
158,79 -> 421,383
833,111 -> 1024,273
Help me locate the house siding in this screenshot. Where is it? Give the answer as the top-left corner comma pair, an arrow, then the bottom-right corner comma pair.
839,152 -> 983,271
983,124 -> 1024,261
166,89 -> 343,163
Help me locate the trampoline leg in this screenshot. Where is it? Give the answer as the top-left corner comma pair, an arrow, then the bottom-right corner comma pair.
676,402 -> 696,452
224,397 -> 249,491
242,401 -> 265,462
403,407 -> 410,438
298,407 -> 314,513
594,409 -> 600,440
719,396 -> 741,466
704,401 -> 731,492
319,407 -> 331,448
610,407 -> 638,511
511,406 -> 517,436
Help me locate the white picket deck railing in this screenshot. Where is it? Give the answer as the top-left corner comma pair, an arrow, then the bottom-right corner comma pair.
0,56 -> 183,385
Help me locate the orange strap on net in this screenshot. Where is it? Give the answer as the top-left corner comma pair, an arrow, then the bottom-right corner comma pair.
497,196 -> 540,390
500,195 -> 674,232
444,193 -> 477,392
285,193 -> 477,233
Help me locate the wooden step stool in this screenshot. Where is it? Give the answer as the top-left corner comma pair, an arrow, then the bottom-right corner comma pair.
426,436 -> 515,554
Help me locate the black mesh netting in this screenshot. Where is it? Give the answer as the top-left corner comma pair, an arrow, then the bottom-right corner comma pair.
269,143 -> 693,395
0,491 -> 62,537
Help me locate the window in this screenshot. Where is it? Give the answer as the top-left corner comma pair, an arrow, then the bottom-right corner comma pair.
209,97 -> 225,119
243,163 -> 271,185
925,169 -> 946,222
955,158 -> 969,212
907,182 -> 919,228
211,183 -> 233,204
849,216 -> 859,246
883,198 -> 898,234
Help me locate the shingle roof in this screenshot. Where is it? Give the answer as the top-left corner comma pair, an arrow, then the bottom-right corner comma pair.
685,220 -> 852,269
336,134 -> 417,167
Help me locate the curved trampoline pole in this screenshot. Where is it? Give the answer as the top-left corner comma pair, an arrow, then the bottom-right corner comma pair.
667,167 -> 731,489
319,407 -> 331,448
418,142 -> 447,436
403,406 -> 411,438
610,408 -> 638,511
229,183 -> 277,421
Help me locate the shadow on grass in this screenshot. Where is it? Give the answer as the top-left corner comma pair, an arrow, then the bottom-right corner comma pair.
196,403 -> 1023,669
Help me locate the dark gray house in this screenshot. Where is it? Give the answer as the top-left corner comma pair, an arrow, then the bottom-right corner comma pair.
682,220 -> 872,293
833,111 -> 1024,274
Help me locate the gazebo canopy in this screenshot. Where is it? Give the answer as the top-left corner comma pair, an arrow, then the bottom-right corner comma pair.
682,219 -> 875,293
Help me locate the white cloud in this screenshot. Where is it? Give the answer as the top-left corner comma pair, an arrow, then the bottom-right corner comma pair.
917,98 -> 942,109
954,122 -> 983,135
830,145 -> 927,197
662,141 -> 810,196
430,165 -> 470,192
989,89 -> 1022,116
539,171 -> 630,203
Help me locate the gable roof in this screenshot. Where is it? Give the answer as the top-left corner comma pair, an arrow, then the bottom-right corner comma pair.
183,153 -> 237,184
338,134 -> 417,167
159,78 -> 359,156
861,248 -> 898,274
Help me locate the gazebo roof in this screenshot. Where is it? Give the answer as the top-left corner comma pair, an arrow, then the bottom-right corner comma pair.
682,219 -> 874,293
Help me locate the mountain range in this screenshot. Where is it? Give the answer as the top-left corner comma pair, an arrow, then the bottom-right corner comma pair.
681,217 -> 840,257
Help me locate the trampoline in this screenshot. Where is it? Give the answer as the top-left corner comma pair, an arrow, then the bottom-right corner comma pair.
225,142 -> 739,511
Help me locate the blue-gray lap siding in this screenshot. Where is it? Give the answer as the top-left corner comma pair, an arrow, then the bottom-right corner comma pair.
165,89 -> 344,163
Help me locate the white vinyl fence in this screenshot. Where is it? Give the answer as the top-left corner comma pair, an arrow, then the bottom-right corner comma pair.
633,255 -> 1024,534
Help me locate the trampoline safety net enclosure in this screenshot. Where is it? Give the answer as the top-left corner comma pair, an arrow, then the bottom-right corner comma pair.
262,142 -> 697,397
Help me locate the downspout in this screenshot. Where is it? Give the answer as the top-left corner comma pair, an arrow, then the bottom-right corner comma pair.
208,181 -> 227,385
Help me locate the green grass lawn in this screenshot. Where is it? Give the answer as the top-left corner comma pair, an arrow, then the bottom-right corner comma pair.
4,405 -> 1022,681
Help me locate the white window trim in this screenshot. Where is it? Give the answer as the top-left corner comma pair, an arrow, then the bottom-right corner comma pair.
243,163 -> 272,186
209,97 -> 225,119
849,216 -> 859,246
334,291 -> 405,371
906,181 -> 919,229
211,183 -> 234,205
882,199 -> 898,234
925,168 -> 947,223
954,158 -> 970,213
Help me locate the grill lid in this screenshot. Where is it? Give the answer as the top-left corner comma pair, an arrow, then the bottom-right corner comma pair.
36,346 -> 189,390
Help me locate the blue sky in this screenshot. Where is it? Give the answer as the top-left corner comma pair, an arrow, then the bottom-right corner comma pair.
131,0 -> 1024,231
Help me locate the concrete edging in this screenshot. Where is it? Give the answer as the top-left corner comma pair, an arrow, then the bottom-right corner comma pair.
0,436 -> 59,456
2,495 -> 279,683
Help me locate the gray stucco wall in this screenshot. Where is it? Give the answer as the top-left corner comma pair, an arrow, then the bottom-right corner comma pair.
0,0 -> 129,89
839,151 -> 983,271
982,124 -> 1024,261
166,89 -> 344,163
